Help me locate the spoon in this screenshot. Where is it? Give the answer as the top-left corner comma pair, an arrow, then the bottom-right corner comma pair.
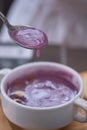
0,12 -> 48,57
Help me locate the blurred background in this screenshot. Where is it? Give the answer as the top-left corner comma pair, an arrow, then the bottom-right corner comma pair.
0,0 -> 87,72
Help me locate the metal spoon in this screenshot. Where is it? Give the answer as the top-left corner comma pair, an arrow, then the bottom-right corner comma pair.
0,12 -> 48,57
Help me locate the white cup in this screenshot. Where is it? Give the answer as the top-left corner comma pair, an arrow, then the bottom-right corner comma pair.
0,62 -> 87,130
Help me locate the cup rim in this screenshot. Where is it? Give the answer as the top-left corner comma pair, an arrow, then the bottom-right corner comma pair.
1,61 -> 83,110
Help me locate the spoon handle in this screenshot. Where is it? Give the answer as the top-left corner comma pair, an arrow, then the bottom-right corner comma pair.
0,11 -> 12,29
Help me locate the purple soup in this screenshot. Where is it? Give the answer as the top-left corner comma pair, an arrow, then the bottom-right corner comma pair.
6,72 -> 78,107
9,26 -> 48,57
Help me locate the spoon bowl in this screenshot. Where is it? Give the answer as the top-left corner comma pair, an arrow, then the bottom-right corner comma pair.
0,12 -> 48,57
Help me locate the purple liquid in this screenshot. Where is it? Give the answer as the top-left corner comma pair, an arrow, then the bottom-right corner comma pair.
9,26 -> 48,57
7,73 -> 78,107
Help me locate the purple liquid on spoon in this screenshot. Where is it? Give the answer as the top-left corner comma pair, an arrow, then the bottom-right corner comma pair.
9,26 -> 48,57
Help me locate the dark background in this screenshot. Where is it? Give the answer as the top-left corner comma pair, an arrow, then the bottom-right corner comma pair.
0,0 -> 13,28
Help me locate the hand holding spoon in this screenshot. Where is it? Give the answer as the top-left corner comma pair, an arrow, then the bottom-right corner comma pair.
0,12 -> 48,57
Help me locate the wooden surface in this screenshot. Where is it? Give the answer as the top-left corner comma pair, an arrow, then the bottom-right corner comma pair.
0,72 -> 87,130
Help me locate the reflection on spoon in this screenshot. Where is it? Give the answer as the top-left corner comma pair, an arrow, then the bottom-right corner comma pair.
0,12 -> 48,57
